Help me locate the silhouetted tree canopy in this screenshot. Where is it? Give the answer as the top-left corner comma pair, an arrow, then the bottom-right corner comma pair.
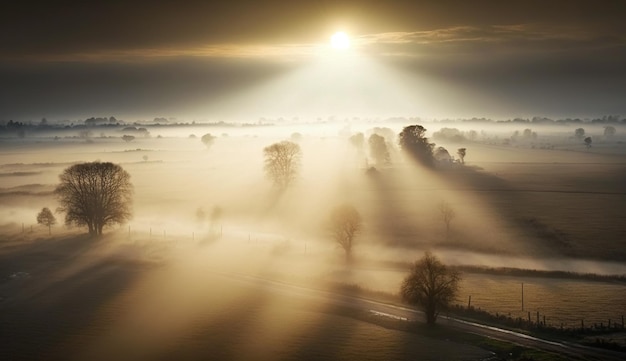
456,148 -> 466,164
398,125 -> 435,167
575,128 -> 585,139
400,252 -> 461,325
263,141 -> 301,190
328,204 -> 362,262
55,162 -> 133,236
36,207 -> 56,235
368,133 -> 390,166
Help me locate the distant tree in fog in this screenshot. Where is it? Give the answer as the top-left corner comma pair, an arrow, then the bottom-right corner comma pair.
201,133 -> 216,149
290,132 -> 302,141
122,135 -> 135,142
209,206 -> 223,238
438,201 -> 456,239
584,136 -> 592,148
574,128 -> 585,140
456,148 -> 466,164
349,132 -> 365,151
195,207 -> 207,224
36,207 -> 56,235
55,162 -> 133,236
368,134 -> 390,166
263,141 -> 302,190
398,125 -> 435,167
433,146 -> 451,163
400,251 -> 461,325
328,204 -> 362,262
604,126 -> 616,138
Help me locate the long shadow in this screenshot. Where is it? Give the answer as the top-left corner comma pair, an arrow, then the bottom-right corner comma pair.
0,236 -> 145,360
363,169 -> 422,247
435,164 -> 578,257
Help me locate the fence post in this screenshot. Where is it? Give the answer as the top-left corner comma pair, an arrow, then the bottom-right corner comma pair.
468,295 -> 472,309
536,311 -> 539,325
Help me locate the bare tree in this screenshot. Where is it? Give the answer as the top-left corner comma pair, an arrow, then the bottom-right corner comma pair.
55,162 -> 133,236
263,141 -> 302,190
439,201 -> 456,239
36,207 -> 56,235
329,204 -> 362,262
456,148 -> 466,164
400,251 -> 461,325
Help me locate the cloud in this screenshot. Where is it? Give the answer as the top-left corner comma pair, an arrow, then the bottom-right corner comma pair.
355,24 -> 626,57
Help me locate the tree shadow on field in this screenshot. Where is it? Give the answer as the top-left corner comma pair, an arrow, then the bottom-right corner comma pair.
435,164 -> 575,258
0,234 -> 146,361
364,170 -> 422,247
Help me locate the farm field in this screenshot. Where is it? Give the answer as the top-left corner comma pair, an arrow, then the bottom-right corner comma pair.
1,123 -> 626,357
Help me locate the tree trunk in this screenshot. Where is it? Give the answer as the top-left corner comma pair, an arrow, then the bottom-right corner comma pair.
425,303 -> 438,325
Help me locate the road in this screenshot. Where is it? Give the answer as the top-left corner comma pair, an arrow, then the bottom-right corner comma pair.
228,272 -> 625,361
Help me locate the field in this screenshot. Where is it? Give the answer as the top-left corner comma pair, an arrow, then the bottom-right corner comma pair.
1,122 -> 626,358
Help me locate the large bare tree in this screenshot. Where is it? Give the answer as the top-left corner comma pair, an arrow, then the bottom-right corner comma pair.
55,162 -> 133,236
329,204 -> 362,262
400,251 -> 461,325
263,141 -> 302,190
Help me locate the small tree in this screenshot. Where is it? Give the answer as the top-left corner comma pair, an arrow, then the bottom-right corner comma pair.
604,126 -> 616,138
349,132 -> 365,151
329,204 -> 362,262
55,162 -> 133,236
456,148 -> 466,164
574,128 -> 585,140
438,201 -> 456,239
433,146 -> 451,163
263,141 -> 302,190
400,252 -> 461,325
201,133 -> 216,149
122,135 -> 135,142
37,207 -> 56,235
584,136 -> 592,148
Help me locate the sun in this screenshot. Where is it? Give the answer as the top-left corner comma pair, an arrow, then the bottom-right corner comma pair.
330,31 -> 350,50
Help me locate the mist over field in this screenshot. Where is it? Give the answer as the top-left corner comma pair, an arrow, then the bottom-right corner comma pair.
2,1 -> 626,359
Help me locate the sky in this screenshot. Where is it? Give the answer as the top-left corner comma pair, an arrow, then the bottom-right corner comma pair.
1,0 -> 625,122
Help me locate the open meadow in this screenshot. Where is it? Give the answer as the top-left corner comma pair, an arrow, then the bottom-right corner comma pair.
2,122 -> 626,358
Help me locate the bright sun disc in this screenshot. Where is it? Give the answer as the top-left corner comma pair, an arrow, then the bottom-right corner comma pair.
330,32 -> 350,49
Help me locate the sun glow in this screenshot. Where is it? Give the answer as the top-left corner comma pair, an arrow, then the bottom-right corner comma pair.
330,31 -> 350,50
